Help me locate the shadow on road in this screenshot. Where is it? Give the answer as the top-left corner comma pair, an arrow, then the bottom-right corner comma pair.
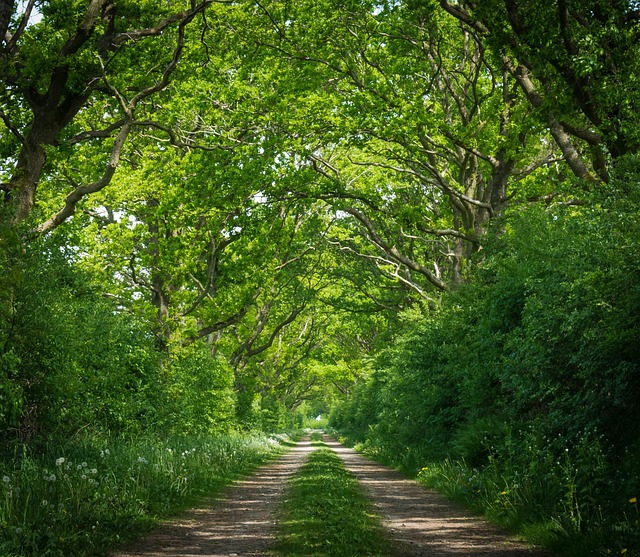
326,436 -> 555,557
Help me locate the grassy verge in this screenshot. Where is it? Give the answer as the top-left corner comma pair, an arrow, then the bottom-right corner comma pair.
416,458 -> 640,557
324,428 -> 640,556
0,432 -> 291,557
275,441 -> 389,557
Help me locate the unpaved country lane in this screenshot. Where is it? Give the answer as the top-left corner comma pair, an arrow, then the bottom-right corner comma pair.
111,437 -> 315,557
326,436 -> 555,557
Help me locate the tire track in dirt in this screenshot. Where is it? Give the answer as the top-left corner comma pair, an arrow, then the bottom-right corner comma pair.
111,437 -> 315,557
112,435 -> 556,557
325,436 -> 555,557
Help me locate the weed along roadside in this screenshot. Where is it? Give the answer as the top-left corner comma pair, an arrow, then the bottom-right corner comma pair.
5,431 -> 561,556
0,432 -> 294,557
275,432 -> 390,557
111,434 -> 316,557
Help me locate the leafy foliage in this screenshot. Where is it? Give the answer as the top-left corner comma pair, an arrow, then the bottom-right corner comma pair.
331,161 -> 640,554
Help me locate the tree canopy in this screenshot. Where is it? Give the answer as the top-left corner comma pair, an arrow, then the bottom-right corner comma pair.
1,2 -> 639,553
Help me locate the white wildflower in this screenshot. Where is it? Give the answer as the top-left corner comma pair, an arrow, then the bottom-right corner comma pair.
2,475 -> 10,484
55,457 -> 65,466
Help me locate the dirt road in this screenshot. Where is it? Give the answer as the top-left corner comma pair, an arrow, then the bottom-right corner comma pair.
112,436 -> 553,556
112,438 -> 316,557
325,437 -> 553,556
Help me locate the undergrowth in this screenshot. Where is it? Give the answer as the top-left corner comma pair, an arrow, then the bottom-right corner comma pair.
415,452 -> 640,557
339,426 -> 640,557
0,432 -> 291,557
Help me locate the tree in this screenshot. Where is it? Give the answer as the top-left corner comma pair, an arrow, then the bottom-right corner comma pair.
237,0 -> 561,294
0,0 -> 217,233
438,0 -> 640,181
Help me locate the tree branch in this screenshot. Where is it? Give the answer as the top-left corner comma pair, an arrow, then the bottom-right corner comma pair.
503,58 -> 597,182
65,119 -> 127,145
342,206 -> 448,291
4,0 -> 38,53
34,120 -> 132,235
111,1 -> 211,47
0,0 -> 15,50
242,303 -> 307,361
194,291 -> 260,340
438,1 -> 489,34
183,232 -> 237,317
0,109 -> 24,143
31,2 -> 205,235
330,239 -> 439,303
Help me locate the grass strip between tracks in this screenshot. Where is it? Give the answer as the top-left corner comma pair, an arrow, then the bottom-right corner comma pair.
275,438 -> 389,557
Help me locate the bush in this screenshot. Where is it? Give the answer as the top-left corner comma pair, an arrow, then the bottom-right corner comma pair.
331,168 -> 640,554
0,239 -> 165,440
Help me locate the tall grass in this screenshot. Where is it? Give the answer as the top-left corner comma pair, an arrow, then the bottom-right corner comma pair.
415,435 -> 640,557
333,420 -> 640,557
0,432 -> 290,556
